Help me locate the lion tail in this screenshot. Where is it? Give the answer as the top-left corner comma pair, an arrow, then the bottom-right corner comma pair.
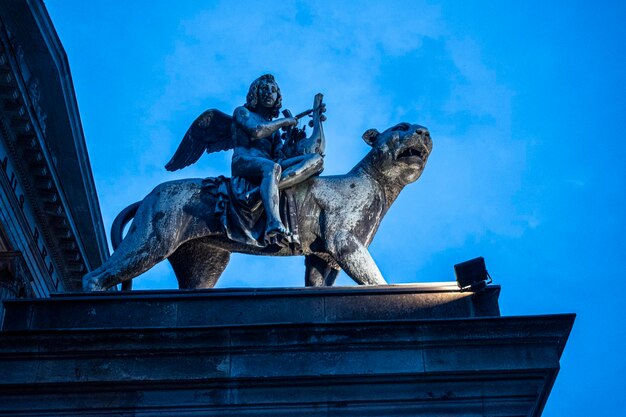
111,201 -> 141,250
110,201 -> 141,291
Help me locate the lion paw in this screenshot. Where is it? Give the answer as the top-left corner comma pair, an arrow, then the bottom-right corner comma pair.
82,275 -> 105,292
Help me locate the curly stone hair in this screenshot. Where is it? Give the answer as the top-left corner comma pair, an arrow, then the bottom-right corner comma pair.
245,74 -> 282,118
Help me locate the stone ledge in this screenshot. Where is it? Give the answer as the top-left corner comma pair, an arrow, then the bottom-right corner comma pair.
0,286 -> 574,416
0,312 -> 574,417
1,284 -> 501,330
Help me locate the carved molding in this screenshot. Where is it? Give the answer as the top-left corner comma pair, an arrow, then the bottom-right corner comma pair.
9,35 -> 47,135
0,21 -> 87,291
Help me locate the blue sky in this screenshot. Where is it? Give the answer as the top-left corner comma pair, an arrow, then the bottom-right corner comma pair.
46,1 -> 626,415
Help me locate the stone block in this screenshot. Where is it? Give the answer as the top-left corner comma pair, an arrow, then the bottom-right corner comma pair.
0,285 -> 573,417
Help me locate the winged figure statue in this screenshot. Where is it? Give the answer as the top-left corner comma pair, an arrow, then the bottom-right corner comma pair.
164,74 -> 326,247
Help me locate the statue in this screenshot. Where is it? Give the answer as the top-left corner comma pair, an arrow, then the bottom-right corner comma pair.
82,75 -> 433,291
164,74 -> 325,247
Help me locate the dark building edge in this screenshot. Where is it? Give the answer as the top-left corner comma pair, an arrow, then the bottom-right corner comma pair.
25,0 -> 109,266
0,0 -> 108,314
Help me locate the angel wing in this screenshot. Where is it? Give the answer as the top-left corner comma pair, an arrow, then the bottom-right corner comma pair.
165,109 -> 233,171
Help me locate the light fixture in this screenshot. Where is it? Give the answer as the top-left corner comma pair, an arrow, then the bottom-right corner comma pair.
454,256 -> 492,292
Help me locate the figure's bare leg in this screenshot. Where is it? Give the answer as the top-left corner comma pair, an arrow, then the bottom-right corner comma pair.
279,154 -> 324,190
261,163 -> 286,237
326,232 -> 387,286
168,241 -> 230,289
232,156 -> 287,240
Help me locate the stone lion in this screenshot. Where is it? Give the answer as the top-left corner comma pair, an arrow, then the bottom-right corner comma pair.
83,123 -> 432,291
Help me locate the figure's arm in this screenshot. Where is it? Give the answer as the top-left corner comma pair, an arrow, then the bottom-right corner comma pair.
234,107 -> 296,140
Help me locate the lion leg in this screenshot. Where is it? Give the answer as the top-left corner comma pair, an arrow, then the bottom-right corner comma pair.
82,235 -> 156,291
304,254 -> 340,287
83,202 -> 185,291
326,233 -> 387,286
83,224 -> 178,291
324,268 -> 340,286
168,242 -> 231,289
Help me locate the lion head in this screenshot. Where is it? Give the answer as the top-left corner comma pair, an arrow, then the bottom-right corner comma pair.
361,122 -> 433,185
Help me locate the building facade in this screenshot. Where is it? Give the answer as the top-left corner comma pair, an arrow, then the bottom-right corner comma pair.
0,0 -> 108,319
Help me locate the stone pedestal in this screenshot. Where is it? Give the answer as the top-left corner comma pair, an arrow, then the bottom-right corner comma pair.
0,284 -> 573,416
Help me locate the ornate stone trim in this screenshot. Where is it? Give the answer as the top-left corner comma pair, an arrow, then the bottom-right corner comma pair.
0,20 -> 87,291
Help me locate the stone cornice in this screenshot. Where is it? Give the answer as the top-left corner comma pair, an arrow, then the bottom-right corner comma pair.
24,0 -> 109,264
0,21 -> 89,291
0,287 -> 575,417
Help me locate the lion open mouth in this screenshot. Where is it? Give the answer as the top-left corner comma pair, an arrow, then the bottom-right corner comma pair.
397,146 -> 427,162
